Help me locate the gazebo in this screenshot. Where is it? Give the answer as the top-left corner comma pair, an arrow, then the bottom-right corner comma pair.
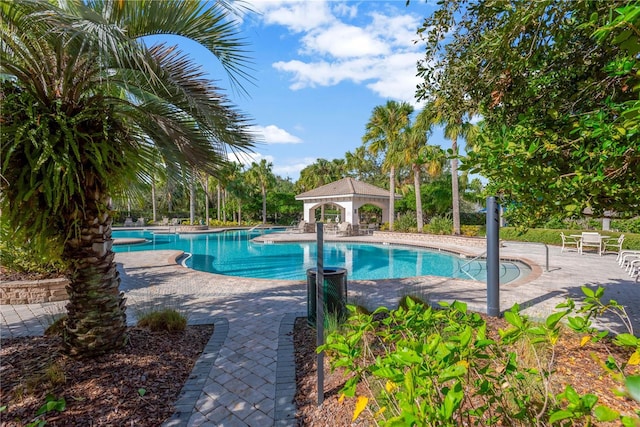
295,177 -> 400,227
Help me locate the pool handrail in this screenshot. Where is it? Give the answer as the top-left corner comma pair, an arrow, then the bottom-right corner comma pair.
501,240 -> 549,272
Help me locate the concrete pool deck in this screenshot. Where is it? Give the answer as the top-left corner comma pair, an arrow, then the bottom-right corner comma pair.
2,231 -> 640,426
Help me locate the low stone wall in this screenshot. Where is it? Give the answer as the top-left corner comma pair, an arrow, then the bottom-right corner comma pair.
372,231 -> 486,248
0,278 -> 69,305
176,225 -> 209,232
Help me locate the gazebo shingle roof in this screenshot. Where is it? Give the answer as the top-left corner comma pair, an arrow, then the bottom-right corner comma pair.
296,177 -> 395,199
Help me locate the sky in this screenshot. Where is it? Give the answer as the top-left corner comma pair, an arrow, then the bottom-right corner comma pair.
182,0 -> 446,181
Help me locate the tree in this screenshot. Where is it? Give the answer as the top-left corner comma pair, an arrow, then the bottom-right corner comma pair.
0,0 -> 255,356
362,101 -> 413,230
246,159 -> 275,224
225,162 -> 249,224
345,146 -> 384,185
296,158 -> 345,193
415,0 -> 640,226
397,116 -> 444,232
424,97 -> 478,234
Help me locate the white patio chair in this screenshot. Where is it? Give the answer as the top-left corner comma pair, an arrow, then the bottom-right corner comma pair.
580,232 -> 603,256
560,232 -> 580,253
603,234 -> 624,256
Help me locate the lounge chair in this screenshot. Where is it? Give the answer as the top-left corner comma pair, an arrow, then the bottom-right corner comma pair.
336,222 -> 352,237
124,217 -> 134,227
560,232 -> 580,253
289,220 -> 307,233
619,250 -> 640,266
603,234 -> 624,256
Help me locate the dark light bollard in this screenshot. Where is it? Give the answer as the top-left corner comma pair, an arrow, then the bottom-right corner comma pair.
486,196 -> 500,317
316,223 -> 324,406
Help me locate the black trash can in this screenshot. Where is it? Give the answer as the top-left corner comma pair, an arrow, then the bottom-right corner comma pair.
306,267 -> 347,327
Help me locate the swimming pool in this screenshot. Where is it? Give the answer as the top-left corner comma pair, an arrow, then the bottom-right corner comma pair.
112,229 -> 530,283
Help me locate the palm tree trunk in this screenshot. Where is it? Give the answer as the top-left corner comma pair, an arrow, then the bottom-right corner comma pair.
151,177 -> 157,223
63,184 -> 127,357
205,176 -> 210,226
389,166 -> 396,231
222,188 -> 227,222
262,185 -> 267,224
414,165 -> 423,233
451,137 -> 461,235
217,183 -> 221,221
189,172 -> 196,224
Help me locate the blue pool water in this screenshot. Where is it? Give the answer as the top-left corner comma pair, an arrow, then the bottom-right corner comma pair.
112,229 -> 529,283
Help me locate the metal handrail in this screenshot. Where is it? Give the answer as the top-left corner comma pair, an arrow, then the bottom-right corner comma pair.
457,251 -> 487,281
501,240 -> 550,272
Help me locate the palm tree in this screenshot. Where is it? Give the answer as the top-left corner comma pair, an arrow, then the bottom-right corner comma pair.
225,162 -> 248,225
362,101 -> 413,231
429,97 -> 478,235
0,0 -> 255,356
246,159 -> 275,224
397,120 -> 445,233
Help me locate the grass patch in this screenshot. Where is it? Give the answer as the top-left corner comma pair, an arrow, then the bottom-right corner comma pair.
137,308 -> 187,332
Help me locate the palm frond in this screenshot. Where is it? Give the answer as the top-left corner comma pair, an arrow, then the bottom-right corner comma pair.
91,0 -> 255,95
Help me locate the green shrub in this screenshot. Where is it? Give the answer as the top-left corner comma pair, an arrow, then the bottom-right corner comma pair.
137,308 -> 187,332
320,289 -> 640,426
427,215 -> 453,235
612,218 -> 640,234
499,227 -> 640,250
392,213 -> 417,232
0,220 -> 67,276
460,212 -> 486,226
544,217 -> 567,229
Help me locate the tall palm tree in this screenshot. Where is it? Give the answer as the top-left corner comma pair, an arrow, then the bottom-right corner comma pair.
246,159 -> 275,224
224,162 -> 248,225
398,123 -> 428,233
362,101 -> 413,231
429,97 -> 478,235
0,0 -> 255,356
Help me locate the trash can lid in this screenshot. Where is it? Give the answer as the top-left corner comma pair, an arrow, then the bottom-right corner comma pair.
307,267 -> 347,275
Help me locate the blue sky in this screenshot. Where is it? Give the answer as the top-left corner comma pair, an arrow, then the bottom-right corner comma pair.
184,0 -> 447,181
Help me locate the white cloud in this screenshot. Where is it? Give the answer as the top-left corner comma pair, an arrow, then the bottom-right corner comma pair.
249,1 -> 335,32
260,1 -> 425,105
230,151 -> 275,167
250,125 -> 302,144
333,2 -> 358,19
273,51 -> 423,106
301,22 -> 389,58
272,157 -> 316,179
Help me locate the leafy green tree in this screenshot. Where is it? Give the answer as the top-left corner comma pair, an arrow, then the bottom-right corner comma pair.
362,101 -> 413,230
344,146 -> 384,185
415,0 -> 639,226
422,97 -> 478,234
0,0 -> 255,356
246,159 -> 276,224
296,158 -> 346,193
224,162 -> 249,224
397,118 -> 444,232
